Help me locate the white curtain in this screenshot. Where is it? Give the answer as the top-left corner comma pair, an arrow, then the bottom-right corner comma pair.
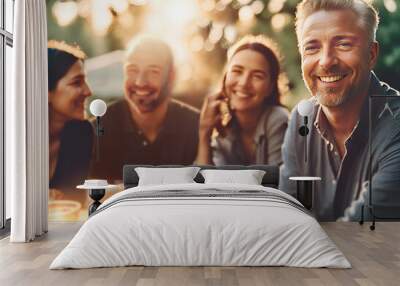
7,0 -> 48,242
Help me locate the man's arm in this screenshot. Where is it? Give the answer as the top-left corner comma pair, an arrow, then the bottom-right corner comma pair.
344,124 -> 400,220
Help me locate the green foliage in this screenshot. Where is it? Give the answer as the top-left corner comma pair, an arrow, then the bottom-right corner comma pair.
46,0 -> 400,106
374,1 -> 400,91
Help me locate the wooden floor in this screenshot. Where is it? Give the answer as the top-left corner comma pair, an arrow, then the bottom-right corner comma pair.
0,222 -> 399,286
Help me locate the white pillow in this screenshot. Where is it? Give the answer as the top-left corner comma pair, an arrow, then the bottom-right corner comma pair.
200,169 -> 266,185
135,167 -> 200,186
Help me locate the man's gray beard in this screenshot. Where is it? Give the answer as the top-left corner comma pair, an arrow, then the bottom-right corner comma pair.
140,81 -> 171,112
315,89 -> 349,108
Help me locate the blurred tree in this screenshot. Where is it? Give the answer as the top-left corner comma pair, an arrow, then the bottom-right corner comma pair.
46,0 -> 400,108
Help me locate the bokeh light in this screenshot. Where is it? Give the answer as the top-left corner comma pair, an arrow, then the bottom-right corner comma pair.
48,0 -> 400,109
142,0 -> 199,65
384,0 -> 397,13
91,0 -> 113,36
271,13 -> 289,32
110,0 -> 129,14
251,0 -> 265,15
224,25 -> 237,43
268,0 -> 285,14
238,5 -> 255,23
52,1 -> 78,27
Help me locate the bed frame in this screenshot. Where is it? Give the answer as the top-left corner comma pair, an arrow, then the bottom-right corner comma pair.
123,165 -> 280,189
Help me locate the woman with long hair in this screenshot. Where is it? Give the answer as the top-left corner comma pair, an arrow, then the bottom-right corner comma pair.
196,35 -> 289,165
48,41 -> 93,194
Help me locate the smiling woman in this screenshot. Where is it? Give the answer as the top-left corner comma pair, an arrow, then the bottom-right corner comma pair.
196,35 -> 290,166
47,41 -> 94,196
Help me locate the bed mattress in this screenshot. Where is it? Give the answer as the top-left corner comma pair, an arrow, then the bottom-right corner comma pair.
50,183 -> 350,269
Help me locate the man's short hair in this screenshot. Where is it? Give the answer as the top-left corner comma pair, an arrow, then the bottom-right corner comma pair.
125,35 -> 174,69
295,0 -> 379,44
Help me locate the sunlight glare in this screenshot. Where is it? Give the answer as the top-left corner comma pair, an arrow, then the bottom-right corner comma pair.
142,0 -> 200,64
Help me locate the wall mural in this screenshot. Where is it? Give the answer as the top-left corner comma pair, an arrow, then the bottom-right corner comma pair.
46,0 -> 400,222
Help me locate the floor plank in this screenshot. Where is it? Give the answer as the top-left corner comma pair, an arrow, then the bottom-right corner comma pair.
0,222 -> 399,286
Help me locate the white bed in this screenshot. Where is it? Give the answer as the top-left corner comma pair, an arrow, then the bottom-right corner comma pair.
50,183 -> 351,269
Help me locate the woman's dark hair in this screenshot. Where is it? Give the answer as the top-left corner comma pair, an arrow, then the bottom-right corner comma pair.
48,40 -> 86,92
226,35 -> 289,106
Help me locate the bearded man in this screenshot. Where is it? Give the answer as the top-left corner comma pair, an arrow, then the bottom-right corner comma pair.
280,0 -> 400,221
90,36 -> 199,181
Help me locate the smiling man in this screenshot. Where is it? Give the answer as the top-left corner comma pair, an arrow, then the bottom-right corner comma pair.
280,0 -> 400,221
89,36 -> 199,181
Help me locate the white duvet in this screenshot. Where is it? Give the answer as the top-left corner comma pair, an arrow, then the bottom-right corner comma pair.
50,183 -> 351,269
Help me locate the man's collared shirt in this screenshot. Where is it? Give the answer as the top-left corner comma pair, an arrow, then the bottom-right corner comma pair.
280,73 -> 400,221
89,98 -> 199,182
